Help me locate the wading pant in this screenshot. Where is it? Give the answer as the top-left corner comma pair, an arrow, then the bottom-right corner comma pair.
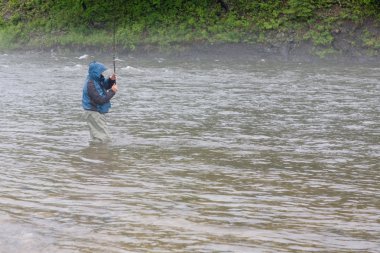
83,110 -> 111,143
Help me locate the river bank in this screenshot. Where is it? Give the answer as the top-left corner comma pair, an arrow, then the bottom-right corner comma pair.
34,40 -> 379,65
1,1 -> 379,63
122,18 -> 380,63
4,21 -> 378,64
126,40 -> 380,64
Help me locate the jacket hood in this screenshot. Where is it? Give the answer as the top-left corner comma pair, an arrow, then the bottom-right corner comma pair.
88,61 -> 107,81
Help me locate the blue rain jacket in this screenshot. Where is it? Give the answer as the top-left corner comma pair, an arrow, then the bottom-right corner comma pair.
82,61 -> 115,113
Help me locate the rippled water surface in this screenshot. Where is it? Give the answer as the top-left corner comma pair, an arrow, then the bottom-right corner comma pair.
0,52 -> 379,252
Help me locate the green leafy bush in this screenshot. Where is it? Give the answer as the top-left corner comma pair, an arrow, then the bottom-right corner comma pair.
284,0 -> 315,21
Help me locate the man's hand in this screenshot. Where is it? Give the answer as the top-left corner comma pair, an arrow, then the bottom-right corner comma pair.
110,73 -> 116,81
111,84 -> 118,93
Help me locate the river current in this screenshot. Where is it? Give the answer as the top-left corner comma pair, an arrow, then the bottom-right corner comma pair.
0,51 -> 379,252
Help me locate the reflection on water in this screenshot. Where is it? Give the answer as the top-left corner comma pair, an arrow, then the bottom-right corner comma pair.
0,52 -> 379,252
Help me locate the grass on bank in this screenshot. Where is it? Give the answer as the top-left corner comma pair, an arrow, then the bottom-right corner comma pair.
0,0 -> 380,57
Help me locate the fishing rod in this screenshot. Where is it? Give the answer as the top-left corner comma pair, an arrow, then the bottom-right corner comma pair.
112,0 -> 116,83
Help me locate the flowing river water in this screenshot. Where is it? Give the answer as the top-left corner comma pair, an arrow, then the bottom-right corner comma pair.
0,51 -> 379,252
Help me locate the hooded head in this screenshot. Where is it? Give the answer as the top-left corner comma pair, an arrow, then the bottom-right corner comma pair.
88,61 -> 107,81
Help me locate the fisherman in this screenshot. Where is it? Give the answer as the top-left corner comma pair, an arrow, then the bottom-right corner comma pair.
82,61 -> 118,143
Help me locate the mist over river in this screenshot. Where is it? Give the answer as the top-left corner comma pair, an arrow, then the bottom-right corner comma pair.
0,51 -> 379,252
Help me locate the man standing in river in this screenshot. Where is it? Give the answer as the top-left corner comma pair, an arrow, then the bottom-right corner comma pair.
82,61 -> 118,143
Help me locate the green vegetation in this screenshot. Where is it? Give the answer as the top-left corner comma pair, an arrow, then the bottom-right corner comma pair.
1,0 -> 380,57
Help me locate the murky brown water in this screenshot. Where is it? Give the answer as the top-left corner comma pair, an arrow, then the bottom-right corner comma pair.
0,51 -> 379,252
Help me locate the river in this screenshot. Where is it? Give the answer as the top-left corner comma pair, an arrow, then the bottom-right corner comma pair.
0,51 -> 379,252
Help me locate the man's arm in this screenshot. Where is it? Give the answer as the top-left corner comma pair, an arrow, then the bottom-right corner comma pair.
88,80 -> 115,105
104,77 -> 116,90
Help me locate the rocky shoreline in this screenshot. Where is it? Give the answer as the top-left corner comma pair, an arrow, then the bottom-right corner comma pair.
125,19 -> 380,64
4,33 -> 380,64
126,40 -> 380,64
